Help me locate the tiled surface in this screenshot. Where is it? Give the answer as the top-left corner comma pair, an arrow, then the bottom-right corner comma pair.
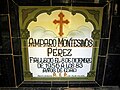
12,38 -> 22,55
103,2 -> 120,87
103,55 -> 120,86
108,16 -> 120,54
95,56 -> 106,86
0,87 -> 119,90
20,81 -> 99,87
0,15 -> 12,54
20,81 -> 52,87
0,15 -> 10,38
0,1 -> 16,87
52,81 -> 68,87
13,0 -> 51,6
9,0 -> 21,38
0,55 -> 15,87
101,3 -> 111,38
69,81 -> 99,87
0,37 -> 12,54
52,0 -> 105,6
0,0 -> 120,88
99,39 -> 109,56
14,56 -> 23,86
0,0 -> 8,14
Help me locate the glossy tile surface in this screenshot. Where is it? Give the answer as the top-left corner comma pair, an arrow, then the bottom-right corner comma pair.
0,0 -> 120,88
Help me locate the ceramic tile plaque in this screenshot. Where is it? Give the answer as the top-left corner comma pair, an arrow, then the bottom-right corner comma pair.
19,6 -> 103,81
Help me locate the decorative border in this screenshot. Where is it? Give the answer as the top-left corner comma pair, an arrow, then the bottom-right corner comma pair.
19,6 -> 103,81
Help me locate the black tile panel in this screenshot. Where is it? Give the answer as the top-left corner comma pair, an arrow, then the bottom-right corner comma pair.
99,0 -> 109,3
52,0 -> 102,6
101,3 -> 112,38
69,81 -> 99,87
118,1 -> 120,16
13,0 -> 51,6
69,81 -> 81,87
0,87 -> 119,90
98,39 -> 109,56
9,0 -> 20,37
20,81 -> 51,87
103,55 -> 120,86
12,38 -> 22,55
52,0 -> 72,6
0,15 -> 12,54
52,0 -> 101,6
95,56 -> 106,86
0,0 -> 8,14
0,15 -> 10,38
52,81 -> 68,87
108,16 -> 120,54
0,55 -> 15,87
0,31 -> 2,52
51,88 -> 60,90
72,0 -> 107,7
72,0 -> 94,2
0,37 -> 12,54
14,56 -> 23,86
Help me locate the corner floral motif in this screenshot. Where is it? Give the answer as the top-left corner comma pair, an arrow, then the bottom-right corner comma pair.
92,30 -> 101,40
22,8 -> 37,24
87,70 -> 95,77
87,9 -> 100,25
21,29 -> 30,39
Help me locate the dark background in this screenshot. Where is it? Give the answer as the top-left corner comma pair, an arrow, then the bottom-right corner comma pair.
0,0 -> 120,89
